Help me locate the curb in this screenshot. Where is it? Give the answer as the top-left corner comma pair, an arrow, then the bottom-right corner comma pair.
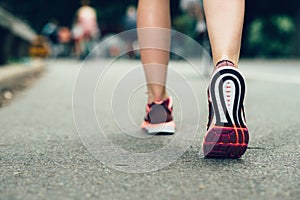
0,59 -> 45,91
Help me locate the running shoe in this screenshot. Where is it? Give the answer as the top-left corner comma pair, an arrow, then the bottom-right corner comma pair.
203,60 -> 249,158
141,97 -> 176,134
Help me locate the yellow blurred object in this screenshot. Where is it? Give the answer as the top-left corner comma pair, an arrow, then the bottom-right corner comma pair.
29,35 -> 50,58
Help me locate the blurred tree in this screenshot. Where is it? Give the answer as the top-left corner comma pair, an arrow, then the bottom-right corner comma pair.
243,0 -> 299,57
247,15 -> 295,57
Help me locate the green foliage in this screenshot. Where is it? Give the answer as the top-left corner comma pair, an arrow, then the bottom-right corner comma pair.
247,15 -> 296,57
173,14 -> 196,38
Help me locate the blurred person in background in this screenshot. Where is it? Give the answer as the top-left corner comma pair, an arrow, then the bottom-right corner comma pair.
123,5 -> 137,59
41,18 -> 59,44
41,19 -> 59,57
72,0 -> 100,59
138,0 -> 249,158
42,21 -> 72,57
173,0 -> 209,57
180,0 -> 206,37
123,5 -> 137,31
57,26 -> 72,57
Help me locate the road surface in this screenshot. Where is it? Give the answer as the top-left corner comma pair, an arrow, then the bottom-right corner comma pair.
0,59 -> 299,200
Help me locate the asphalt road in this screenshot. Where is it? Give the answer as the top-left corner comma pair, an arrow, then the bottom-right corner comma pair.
0,59 -> 299,200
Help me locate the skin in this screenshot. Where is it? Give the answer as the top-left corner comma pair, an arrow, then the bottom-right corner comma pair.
137,0 -> 171,103
137,0 -> 244,103
203,0 -> 244,66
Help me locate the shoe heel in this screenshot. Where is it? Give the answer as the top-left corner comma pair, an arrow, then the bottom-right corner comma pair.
203,126 -> 248,158
203,66 -> 249,158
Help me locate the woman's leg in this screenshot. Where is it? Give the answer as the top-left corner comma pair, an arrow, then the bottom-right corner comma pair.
202,0 -> 249,158
137,0 -> 170,103
203,0 -> 244,67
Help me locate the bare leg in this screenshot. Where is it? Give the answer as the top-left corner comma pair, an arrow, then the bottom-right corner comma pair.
202,0 -> 249,158
194,1 -> 205,22
203,0 -> 244,67
74,40 -> 81,58
137,0 -> 170,103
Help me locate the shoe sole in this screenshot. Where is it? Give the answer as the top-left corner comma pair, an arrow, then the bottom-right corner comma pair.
203,66 -> 249,158
142,121 -> 175,135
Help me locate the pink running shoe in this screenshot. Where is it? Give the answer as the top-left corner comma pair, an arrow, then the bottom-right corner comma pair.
203,60 -> 249,158
141,97 -> 176,134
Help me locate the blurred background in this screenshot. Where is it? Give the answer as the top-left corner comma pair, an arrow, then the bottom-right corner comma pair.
0,0 -> 299,64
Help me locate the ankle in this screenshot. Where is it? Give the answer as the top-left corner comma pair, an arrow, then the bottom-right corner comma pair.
216,60 -> 236,68
147,93 -> 169,104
